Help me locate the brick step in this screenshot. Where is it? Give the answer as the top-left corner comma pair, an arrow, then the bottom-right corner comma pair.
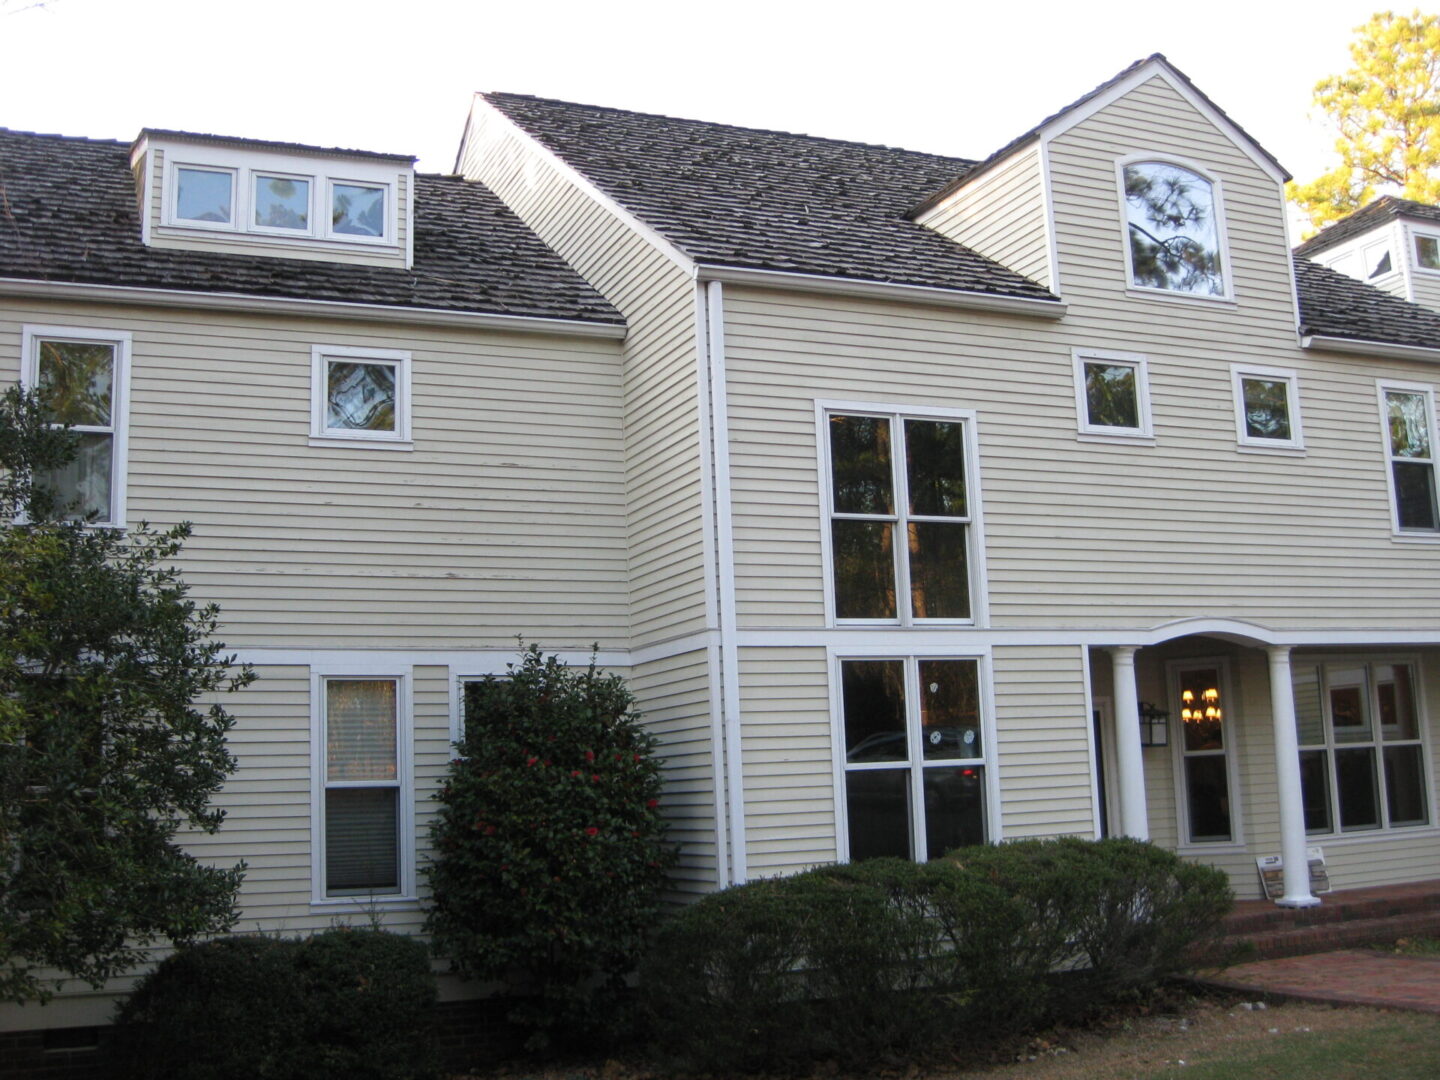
1207,909 -> 1440,963
1222,892 -> 1440,935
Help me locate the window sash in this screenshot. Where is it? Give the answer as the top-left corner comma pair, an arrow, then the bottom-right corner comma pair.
1174,662 -> 1234,844
1072,350 -> 1152,438
1380,384 -> 1440,534
1120,160 -> 1227,297
1231,365 -> 1302,449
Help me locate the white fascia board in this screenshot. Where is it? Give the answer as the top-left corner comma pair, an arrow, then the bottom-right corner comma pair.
697,264 -> 1065,318
0,277 -> 627,339
734,623 -> 1440,649
1300,333 -> 1440,364
1036,59 -> 1290,187
465,95 -> 697,279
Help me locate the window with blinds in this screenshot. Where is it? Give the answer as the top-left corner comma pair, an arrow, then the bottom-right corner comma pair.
322,678 -> 401,897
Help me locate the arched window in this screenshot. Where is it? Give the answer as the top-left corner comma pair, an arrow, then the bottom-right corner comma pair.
1121,161 -> 1227,296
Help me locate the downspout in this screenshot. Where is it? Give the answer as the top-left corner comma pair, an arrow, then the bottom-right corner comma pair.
705,280 -> 748,884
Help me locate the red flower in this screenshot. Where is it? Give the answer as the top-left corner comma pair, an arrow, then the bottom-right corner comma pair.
584,750 -> 595,762
646,799 -> 659,808
585,826 -> 599,836
633,754 -> 641,762
592,774 -> 601,782
570,770 -> 581,778
526,756 -> 538,766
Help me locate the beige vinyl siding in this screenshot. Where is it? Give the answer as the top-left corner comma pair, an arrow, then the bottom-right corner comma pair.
0,298 -> 629,650
628,649 -> 721,894
141,148 -> 412,269
916,144 -> 1053,290
992,645 -> 1095,839
737,647 -> 839,874
458,102 -> 710,648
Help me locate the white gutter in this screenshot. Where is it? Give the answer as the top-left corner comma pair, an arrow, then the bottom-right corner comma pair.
698,265 -> 1066,318
705,280 -> 748,885
1300,332 -> 1440,364
0,278 -> 628,339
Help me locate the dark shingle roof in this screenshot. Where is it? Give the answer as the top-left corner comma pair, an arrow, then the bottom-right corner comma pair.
139,127 -> 414,162
0,129 -> 621,325
1294,195 -> 1440,258
482,93 -> 1059,304
1295,256 -> 1440,350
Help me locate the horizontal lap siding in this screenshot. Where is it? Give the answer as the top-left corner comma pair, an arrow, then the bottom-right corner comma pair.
992,645 -> 1095,839
918,145 -> 1052,290
1412,270 -> 1440,312
738,647 -> 838,875
459,105 -> 710,648
0,299 -> 630,650
628,649 -> 721,894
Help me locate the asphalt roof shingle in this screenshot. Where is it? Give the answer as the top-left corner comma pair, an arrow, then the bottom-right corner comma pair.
482,93 -> 1059,303
1294,195 -> 1440,258
0,128 -> 621,325
1295,256 -> 1440,350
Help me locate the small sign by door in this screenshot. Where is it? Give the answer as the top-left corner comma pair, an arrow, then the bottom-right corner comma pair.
1256,847 -> 1331,900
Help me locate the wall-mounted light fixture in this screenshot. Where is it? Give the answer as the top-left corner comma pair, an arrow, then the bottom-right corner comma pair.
1139,701 -> 1169,746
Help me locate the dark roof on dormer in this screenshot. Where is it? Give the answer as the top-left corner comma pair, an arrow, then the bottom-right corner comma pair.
0,128 -> 621,325
1294,195 -> 1440,259
481,92 -> 1060,304
1295,256 -> 1440,350
137,127 -> 416,163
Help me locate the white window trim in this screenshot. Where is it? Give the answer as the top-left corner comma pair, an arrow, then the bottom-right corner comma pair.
1115,154 -> 1234,304
1292,653 -> 1434,838
1167,656 -> 1245,849
828,645 -> 1000,863
1411,227 -> 1440,277
310,345 -> 412,447
19,324 -> 132,528
1376,379 -> 1440,540
161,146 -> 398,247
310,668 -> 416,907
815,399 -> 989,628
1072,348 -> 1154,440
1230,363 -> 1304,452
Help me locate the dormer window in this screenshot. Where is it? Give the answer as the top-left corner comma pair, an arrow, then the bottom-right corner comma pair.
1119,160 -> 1228,298
175,166 -> 235,226
254,174 -> 311,231
1416,233 -> 1440,272
331,182 -> 385,237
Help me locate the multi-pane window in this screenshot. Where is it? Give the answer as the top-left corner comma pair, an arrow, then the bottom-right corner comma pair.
1415,233 -> 1440,272
310,346 -> 411,444
1231,365 -> 1302,450
1120,161 -> 1227,297
840,657 -> 987,862
320,677 -> 405,898
1379,383 -> 1439,533
1174,662 -> 1234,843
1291,661 -> 1429,834
22,326 -> 129,525
826,411 -> 972,623
1073,349 -> 1152,437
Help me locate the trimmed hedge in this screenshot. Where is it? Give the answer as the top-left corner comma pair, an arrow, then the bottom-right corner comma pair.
114,928 -> 438,1080
641,838 -> 1230,1073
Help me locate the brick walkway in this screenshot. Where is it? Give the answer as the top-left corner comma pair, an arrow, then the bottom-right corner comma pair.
1198,949 -> 1440,1014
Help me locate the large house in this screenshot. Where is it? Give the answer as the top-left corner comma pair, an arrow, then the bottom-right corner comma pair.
6,52 -> 1440,1045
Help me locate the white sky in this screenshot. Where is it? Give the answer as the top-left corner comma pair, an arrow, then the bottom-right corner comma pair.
0,0 -> 1422,188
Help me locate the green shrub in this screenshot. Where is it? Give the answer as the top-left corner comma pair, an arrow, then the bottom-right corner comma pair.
113,929 -> 438,1080
642,840 -> 1232,1073
424,646 -> 677,1051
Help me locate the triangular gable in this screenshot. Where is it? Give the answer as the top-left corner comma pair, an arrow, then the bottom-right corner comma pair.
910,54 -> 1290,219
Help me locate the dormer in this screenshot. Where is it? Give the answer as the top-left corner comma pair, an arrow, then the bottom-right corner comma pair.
130,129 -> 415,269
1296,197 -> 1440,314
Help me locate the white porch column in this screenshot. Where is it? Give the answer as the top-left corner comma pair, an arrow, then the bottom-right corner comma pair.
1267,645 -> 1320,907
1108,646 -> 1149,841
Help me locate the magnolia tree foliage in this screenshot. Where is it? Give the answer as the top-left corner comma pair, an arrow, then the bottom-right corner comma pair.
424,646 -> 677,1045
1290,10 -> 1440,234
0,387 -> 253,1004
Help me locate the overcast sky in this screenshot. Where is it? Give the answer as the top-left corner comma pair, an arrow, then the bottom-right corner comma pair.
0,0 -> 1418,190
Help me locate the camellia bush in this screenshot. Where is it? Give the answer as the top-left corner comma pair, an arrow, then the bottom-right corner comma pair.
423,646 -> 677,1048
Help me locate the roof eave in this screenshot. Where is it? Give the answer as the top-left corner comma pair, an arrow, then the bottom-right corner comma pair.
0,277 -> 626,338
1299,332 -> 1440,363
697,264 -> 1064,318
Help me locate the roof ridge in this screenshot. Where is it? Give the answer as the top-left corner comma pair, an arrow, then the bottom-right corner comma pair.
0,127 -> 129,148
481,91 -> 978,166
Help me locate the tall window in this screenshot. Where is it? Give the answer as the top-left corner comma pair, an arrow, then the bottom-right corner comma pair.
1120,161 -> 1227,297
839,656 -> 988,861
1378,382 -> 1439,533
1292,661 -> 1429,834
1173,661 -> 1235,843
21,326 -> 130,526
825,409 -> 973,623
317,676 -> 409,899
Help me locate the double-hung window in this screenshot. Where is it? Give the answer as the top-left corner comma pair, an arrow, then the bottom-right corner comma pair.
838,655 -> 990,861
1231,365 -> 1302,450
1074,349 -> 1152,438
1291,660 -> 1430,834
310,346 -> 412,447
315,675 -> 412,901
1378,381 -> 1440,534
824,407 -> 976,623
21,325 -> 130,526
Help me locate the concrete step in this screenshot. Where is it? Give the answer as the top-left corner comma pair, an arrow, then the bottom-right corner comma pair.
1209,908 -> 1440,962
